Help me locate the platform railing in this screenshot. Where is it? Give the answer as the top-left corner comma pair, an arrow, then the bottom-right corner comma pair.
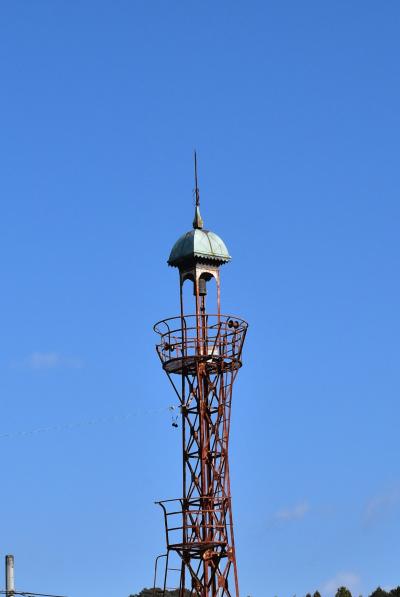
154,314 -> 248,369
155,497 -> 231,553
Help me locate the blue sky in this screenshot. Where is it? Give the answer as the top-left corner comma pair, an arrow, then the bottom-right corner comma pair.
1,2 -> 399,596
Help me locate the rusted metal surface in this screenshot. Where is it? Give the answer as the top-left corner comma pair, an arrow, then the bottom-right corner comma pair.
154,315 -> 246,375
153,158 -> 247,597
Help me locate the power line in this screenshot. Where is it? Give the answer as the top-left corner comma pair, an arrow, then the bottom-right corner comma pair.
0,405 -> 177,440
0,590 -> 67,596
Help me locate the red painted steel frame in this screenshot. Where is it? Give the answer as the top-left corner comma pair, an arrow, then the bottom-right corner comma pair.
154,314 -> 247,597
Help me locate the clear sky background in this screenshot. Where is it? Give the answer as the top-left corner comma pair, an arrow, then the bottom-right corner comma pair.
0,2 -> 399,597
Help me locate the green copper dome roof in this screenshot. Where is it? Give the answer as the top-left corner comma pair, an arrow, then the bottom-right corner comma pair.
168,228 -> 231,267
169,153 -> 230,268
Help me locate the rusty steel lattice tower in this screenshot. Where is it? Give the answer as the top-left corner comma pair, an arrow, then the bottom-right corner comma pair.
153,155 -> 247,597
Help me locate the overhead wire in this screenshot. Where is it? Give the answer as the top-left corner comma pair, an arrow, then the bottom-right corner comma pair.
0,590 -> 65,597
0,405 -> 178,440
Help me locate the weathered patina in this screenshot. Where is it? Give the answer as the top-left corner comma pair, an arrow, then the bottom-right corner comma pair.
167,226 -> 231,268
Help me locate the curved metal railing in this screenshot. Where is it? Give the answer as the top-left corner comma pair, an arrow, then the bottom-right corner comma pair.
153,314 -> 248,374
156,497 -> 231,553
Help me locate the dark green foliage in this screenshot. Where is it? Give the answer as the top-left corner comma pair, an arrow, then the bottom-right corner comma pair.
335,588 -> 353,597
368,588 -> 400,597
130,586 -> 400,597
369,589 -> 389,597
129,590 -> 190,597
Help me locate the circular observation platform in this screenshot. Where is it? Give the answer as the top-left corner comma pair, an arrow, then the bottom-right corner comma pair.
153,314 -> 248,375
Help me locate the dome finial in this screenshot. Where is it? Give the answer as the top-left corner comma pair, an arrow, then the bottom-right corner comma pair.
193,150 -> 204,229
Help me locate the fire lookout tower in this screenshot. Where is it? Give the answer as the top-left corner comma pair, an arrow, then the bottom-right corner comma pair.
153,156 -> 248,597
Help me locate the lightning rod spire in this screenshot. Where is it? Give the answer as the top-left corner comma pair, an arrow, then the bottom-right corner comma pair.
193,150 -> 204,229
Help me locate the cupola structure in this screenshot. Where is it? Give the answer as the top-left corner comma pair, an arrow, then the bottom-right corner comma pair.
167,153 -> 230,310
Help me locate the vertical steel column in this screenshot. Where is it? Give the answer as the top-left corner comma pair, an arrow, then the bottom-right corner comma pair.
5,555 -> 15,597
